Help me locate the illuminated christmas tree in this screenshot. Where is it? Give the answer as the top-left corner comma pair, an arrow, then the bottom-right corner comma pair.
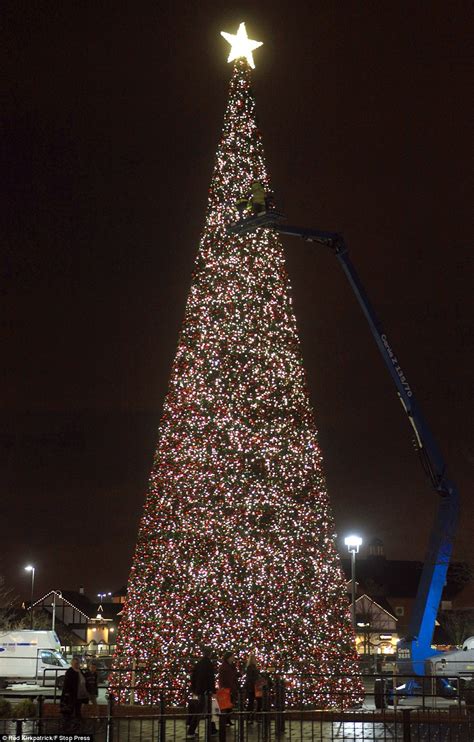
111,23 -> 363,708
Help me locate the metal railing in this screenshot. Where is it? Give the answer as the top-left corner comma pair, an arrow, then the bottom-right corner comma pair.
1,672 -> 474,741
104,668 -> 474,710
1,700 -> 473,742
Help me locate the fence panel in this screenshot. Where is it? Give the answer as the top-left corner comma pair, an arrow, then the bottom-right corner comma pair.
1,706 -> 472,742
1,670 -> 474,742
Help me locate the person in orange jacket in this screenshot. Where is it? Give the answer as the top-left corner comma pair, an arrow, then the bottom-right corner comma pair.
218,651 -> 239,726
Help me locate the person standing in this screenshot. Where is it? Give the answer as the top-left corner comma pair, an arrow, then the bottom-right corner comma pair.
84,660 -> 99,707
250,182 -> 266,214
187,647 -> 217,739
218,651 -> 239,726
60,655 -> 89,730
244,654 -> 262,723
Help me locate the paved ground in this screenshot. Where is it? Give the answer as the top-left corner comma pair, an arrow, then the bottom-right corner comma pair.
1,685 -> 472,742
2,715 -> 472,741
32,715 -> 471,742
4,708 -> 467,742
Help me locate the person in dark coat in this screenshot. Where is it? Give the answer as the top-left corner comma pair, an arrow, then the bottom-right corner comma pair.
187,647 -> 217,738
218,651 -> 239,726
60,655 -> 89,730
244,653 -> 263,722
84,660 -> 99,707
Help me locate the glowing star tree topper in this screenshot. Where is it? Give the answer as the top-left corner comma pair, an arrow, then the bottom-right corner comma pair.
220,21 -> 263,69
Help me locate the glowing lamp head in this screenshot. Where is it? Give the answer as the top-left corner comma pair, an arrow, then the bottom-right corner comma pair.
25,565 -> 35,572
344,535 -> 362,553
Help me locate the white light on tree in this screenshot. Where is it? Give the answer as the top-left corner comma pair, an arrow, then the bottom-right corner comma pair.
220,22 -> 263,69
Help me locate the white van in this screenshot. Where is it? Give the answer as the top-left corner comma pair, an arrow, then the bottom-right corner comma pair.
0,630 -> 69,688
427,636 -> 474,677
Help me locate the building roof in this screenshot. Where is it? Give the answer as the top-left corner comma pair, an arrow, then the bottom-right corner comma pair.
355,594 -> 398,621
33,590 -> 91,619
96,602 -> 123,619
341,558 -> 470,600
342,557 -> 422,597
60,591 -> 96,617
33,589 -> 121,621
112,586 -> 127,598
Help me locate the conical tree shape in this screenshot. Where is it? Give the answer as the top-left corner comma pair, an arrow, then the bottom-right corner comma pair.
111,59 -> 363,708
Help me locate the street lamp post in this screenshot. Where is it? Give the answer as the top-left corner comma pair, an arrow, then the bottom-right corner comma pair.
24,565 -> 35,631
52,590 -> 62,632
344,535 -> 362,630
97,592 -> 112,603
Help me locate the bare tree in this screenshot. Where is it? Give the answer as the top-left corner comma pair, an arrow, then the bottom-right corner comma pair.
0,575 -> 23,631
439,610 -> 474,647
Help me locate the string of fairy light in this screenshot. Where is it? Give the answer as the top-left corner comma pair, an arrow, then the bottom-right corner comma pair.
110,23 -> 364,709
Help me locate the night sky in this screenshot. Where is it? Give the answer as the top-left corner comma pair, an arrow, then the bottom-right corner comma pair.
2,1 -> 472,601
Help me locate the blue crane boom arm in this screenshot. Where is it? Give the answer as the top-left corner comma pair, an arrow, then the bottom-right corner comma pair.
228,213 -> 459,674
